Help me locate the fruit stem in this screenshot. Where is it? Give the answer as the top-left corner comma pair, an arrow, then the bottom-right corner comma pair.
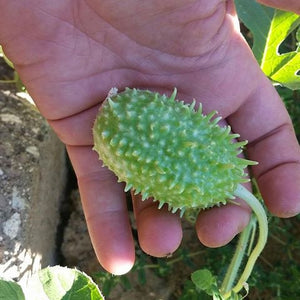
220,184 -> 268,299
220,214 -> 256,295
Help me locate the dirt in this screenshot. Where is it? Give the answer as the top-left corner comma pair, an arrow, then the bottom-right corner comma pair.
0,58 -> 67,284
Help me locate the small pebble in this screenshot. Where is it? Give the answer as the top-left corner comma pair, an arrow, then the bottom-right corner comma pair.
0,113 -> 22,124
25,146 -> 40,159
3,213 -> 21,239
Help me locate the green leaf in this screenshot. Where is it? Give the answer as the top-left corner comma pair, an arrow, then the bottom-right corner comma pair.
179,280 -> 208,300
191,269 -> 217,296
100,274 -> 117,297
235,0 -> 300,90
27,266 -> 104,300
296,27 -> 300,43
120,275 -> 131,291
0,279 -> 25,300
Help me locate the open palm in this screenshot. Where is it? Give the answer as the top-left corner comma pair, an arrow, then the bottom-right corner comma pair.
1,0 -> 299,275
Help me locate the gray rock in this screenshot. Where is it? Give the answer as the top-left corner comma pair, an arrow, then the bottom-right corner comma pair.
0,90 -> 66,286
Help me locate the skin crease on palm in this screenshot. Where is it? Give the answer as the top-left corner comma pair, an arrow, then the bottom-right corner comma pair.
0,0 -> 300,275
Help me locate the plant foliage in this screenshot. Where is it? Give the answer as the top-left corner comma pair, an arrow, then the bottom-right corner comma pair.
235,0 -> 300,90
0,267 -> 104,300
0,279 -> 25,300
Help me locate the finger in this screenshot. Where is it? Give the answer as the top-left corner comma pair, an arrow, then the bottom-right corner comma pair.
66,145 -> 135,275
192,116 -> 252,247
228,74 -> 300,217
132,194 -> 182,257
257,0 -> 300,14
196,196 -> 251,247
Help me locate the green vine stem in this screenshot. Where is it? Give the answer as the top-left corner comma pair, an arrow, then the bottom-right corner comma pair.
221,184 -> 268,299
0,79 -> 17,83
220,214 -> 256,294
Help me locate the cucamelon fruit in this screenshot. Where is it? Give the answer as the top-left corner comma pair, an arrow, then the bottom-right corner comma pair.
93,88 -> 256,216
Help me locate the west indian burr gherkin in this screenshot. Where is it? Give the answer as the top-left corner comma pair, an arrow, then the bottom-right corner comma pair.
92,88 -> 257,216
93,88 -> 269,298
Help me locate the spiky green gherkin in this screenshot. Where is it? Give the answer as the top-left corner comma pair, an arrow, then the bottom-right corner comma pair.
93,88 -> 256,215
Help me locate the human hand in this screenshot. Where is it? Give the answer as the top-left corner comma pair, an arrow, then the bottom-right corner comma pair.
257,0 -> 300,14
0,0 -> 299,275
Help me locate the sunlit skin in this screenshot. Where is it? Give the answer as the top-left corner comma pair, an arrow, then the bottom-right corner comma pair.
257,0 -> 300,14
0,0 -> 299,275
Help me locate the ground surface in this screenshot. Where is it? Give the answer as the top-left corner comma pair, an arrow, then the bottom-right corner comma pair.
0,57 -> 66,286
